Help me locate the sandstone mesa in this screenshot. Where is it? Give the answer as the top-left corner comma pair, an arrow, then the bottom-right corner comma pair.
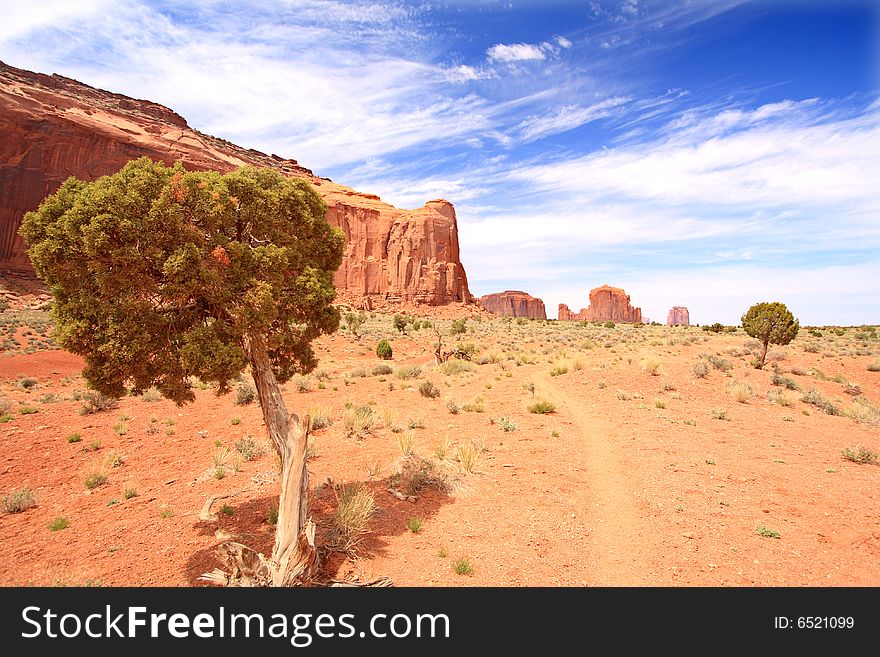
558,284 -> 642,323
667,306 -> 690,326
0,61 -> 472,308
479,290 -> 547,319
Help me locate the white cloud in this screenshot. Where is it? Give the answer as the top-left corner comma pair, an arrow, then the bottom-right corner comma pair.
515,96 -> 630,141
556,36 -> 572,49
486,42 -> 546,63
509,100 -> 880,210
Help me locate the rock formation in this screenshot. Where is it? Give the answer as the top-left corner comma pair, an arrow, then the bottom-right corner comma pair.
667,306 -> 690,326
479,291 -> 546,319
558,284 -> 642,323
0,61 -> 472,306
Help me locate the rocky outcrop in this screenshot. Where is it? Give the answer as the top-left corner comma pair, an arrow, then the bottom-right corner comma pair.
558,284 -> 642,323
479,291 -> 546,319
667,306 -> 690,326
0,61 -> 472,306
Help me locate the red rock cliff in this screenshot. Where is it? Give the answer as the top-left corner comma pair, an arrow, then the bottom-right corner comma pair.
666,306 -> 690,326
479,291 -> 546,319
558,285 -> 642,323
0,61 -> 472,306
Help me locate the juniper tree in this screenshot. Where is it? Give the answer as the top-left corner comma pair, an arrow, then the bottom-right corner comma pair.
741,301 -> 800,369
21,157 -> 344,584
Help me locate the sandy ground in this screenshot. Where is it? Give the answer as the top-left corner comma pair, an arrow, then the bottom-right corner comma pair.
0,315 -> 878,586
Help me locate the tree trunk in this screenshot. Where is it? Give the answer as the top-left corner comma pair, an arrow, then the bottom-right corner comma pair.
246,333 -> 316,585
757,339 -> 769,369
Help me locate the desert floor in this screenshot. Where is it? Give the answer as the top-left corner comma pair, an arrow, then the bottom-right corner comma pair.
1,309 -> 878,586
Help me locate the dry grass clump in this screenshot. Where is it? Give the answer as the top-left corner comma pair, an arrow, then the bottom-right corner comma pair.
343,404 -> 377,435
328,483 -> 375,553
389,453 -> 456,496
640,357 -> 662,376
727,380 -> 755,403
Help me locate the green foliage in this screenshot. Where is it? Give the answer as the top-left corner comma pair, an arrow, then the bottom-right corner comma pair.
741,302 -> 800,368
841,445 -> 878,465
376,339 -> 393,360
603,321 -> 615,329
344,311 -> 366,337
3,487 -> 37,513
48,517 -> 70,531
449,318 -> 468,335
453,556 -> 474,575
756,525 -> 781,539
702,322 -> 725,333
392,314 -> 410,334
21,158 -> 344,405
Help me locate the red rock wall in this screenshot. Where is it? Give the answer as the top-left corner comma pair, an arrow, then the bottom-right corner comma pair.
0,61 -> 473,307
480,291 -> 546,319
558,285 -> 642,323
666,306 -> 690,326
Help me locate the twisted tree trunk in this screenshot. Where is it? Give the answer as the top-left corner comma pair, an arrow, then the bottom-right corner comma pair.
247,333 -> 316,585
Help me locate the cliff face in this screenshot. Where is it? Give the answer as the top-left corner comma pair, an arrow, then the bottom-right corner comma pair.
0,61 -> 472,306
479,290 -> 546,319
558,285 -> 642,323
666,306 -> 690,326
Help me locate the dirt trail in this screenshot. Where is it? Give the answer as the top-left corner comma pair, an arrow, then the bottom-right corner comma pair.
539,372 -> 653,585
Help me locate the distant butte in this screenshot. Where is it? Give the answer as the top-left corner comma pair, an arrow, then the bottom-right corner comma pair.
558,284 -> 642,323
667,306 -> 690,326
0,61 -> 472,308
479,291 -> 546,319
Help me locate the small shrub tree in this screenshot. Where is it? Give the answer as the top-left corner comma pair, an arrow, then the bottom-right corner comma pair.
376,339 -> 393,360
21,158 -> 344,586
741,302 -> 799,369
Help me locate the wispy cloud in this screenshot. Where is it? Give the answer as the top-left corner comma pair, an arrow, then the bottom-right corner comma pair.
486,42 -> 546,63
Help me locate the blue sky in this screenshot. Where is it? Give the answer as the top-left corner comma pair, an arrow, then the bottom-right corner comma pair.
2,1 -> 878,324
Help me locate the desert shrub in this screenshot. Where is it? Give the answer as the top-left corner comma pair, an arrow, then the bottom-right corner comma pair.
343,311 -> 366,338
446,399 -> 461,414
767,389 -> 797,407
640,357 -> 662,376
329,483 -> 375,552
454,556 -> 474,576
48,517 -> 70,531
841,396 -> 880,426
85,470 -> 108,489
726,380 -> 754,403
440,358 -> 474,375
376,339 -> 393,360
450,318 -> 468,335
801,388 -> 838,415
347,367 -> 368,379
707,355 -> 732,372
867,360 -> 880,372
371,364 -> 393,376
527,400 -> 556,414
461,397 -> 484,413
292,375 -> 311,393
711,408 -> 729,420
3,487 -> 36,513
79,390 -> 117,415
307,405 -> 333,430
395,364 -> 421,380
841,445 -> 878,465
693,362 -> 710,379
703,323 -> 725,333
550,366 -> 568,377
342,404 -> 376,435
235,436 -> 265,461
419,381 -> 441,398
390,452 -> 454,495
454,343 -> 477,360
771,367 -> 800,390
234,382 -> 256,406
604,321 -> 615,329
18,377 -> 38,390
497,416 -> 517,431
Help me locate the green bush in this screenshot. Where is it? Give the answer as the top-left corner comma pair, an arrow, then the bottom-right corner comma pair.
527,400 -> 556,414
235,382 -> 256,406
3,487 -> 36,513
376,339 -> 393,360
